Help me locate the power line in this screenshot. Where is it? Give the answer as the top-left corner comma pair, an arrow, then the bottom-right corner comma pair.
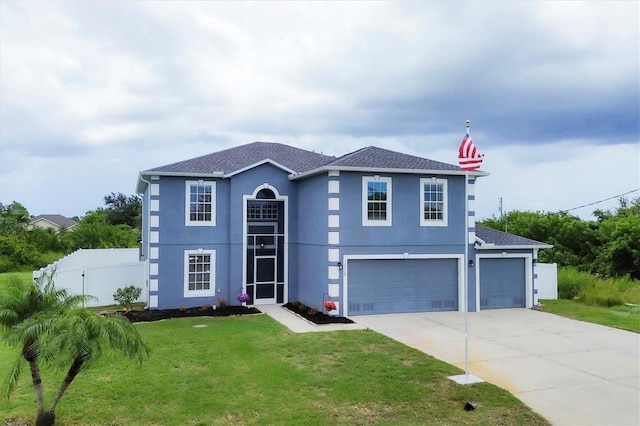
561,188 -> 640,213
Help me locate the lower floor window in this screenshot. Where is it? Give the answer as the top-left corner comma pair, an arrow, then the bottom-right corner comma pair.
184,249 -> 216,297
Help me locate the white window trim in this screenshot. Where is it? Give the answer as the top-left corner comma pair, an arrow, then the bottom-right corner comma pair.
185,180 -> 216,227
184,249 -> 216,298
420,178 -> 448,227
362,176 -> 392,226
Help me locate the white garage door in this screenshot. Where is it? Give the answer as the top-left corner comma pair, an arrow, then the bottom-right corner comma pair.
347,258 -> 458,316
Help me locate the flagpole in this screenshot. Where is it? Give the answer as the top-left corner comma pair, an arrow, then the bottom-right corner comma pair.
464,120 -> 470,379
448,120 -> 484,385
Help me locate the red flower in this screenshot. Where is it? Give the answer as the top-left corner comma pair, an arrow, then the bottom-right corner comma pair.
323,300 -> 336,311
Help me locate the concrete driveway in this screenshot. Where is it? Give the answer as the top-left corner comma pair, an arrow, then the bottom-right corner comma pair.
355,309 -> 639,426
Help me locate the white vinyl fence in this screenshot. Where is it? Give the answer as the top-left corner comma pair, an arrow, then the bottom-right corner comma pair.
33,248 -> 146,308
534,262 -> 558,305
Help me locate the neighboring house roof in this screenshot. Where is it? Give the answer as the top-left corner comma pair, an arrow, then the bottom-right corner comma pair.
30,214 -> 78,230
138,141 -> 488,192
475,225 -> 553,249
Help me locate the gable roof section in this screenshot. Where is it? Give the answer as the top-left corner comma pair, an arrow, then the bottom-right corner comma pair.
143,142 -> 336,176
475,225 -> 553,249
30,214 -> 78,229
291,145 -> 488,179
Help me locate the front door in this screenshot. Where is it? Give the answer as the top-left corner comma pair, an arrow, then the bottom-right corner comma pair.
245,193 -> 285,305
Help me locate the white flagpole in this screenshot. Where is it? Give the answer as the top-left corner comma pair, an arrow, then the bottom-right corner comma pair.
449,120 -> 483,385
464,120 -> 470,379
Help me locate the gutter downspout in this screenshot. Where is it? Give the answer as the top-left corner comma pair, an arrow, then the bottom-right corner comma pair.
137,175 -> 151,310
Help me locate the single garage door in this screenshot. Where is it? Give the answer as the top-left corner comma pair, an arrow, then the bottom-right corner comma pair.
479,258 -> 526,309
347,258 -> 458,316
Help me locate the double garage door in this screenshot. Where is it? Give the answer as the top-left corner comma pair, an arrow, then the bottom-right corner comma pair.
347,258 -> 458,316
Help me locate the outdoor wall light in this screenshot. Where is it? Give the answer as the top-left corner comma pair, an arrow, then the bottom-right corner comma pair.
259,238 -> 265,249
468,260 -> 475,268
337,262 -> 343,270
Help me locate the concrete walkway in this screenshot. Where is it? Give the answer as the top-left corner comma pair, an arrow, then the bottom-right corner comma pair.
355,309 -> 640,426
259,304 -> 367,333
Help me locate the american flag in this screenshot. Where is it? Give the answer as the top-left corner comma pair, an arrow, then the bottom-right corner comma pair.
458,134 -> 484,171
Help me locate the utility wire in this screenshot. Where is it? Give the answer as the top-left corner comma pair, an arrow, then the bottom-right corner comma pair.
560,188 -> 640,213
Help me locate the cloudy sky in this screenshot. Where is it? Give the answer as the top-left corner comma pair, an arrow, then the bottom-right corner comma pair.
1,1 -> 638,221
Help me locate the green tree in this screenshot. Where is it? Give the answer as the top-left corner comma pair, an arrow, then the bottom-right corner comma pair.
0,201 -> 30,236
61,211 -> 139,251
0,271 -> 87,422
592,198 -> 640,279
100,192 -> 142,228
1,273 -> 148,426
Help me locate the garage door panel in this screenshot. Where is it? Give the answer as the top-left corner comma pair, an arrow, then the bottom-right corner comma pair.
348,259 -> 458,315
479,258 -> 526,309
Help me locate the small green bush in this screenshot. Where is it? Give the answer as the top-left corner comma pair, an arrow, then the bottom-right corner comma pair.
113,285 -> 142,310
559,267 -> 640,307
558,267 -> 591,299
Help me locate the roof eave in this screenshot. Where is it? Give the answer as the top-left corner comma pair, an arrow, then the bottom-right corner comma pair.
224,159 -> 296,178
290,166 -> 490,180
136,171 -> 226,193
475,243 -> 554,250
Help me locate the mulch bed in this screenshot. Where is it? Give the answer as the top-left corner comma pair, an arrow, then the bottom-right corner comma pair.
283,302 -> 354,325
121,306 -> 261,323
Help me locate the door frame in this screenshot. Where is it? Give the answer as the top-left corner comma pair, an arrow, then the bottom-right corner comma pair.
242,184 -> 288,305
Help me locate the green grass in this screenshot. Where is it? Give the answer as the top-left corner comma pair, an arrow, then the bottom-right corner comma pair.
0,271 -> 32,287
537,299 -> 640,333
1,315 -> 549,425
558,267 -> 640,306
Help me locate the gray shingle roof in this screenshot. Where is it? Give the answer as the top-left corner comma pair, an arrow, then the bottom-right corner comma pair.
145,142 -> 336,175
30,214 -> 78,229
476,225 -> 551,248
143,142 -> 468,177
327,146 -> 460,171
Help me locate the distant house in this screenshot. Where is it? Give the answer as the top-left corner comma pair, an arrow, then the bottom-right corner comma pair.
136,142 -> 551,316
29,214 -> 78,232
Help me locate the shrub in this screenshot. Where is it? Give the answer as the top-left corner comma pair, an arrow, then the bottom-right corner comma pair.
113,285 -> 142,310
217,297 -> 228,308
558,267 -> 591,299
201,303 -> 212,312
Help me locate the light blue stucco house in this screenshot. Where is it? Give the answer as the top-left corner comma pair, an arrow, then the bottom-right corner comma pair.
136,142 -> 550,316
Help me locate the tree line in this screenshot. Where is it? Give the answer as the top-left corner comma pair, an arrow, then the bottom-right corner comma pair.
479,197 -> 640,280
0,193 -> 141,272
1,192 -> 638,279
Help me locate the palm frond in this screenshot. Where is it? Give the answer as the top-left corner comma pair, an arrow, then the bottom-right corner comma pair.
2,352 -> 23,399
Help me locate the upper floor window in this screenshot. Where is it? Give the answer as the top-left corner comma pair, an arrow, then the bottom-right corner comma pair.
184,249 -> 216,297
185,180 -> 216,226
420,178 -> 448,227
362,176 -> 392,226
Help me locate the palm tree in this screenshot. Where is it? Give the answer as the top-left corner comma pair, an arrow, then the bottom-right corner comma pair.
36,309 -> 149,426
0,271 -> 86,417
1,272 -> 149,426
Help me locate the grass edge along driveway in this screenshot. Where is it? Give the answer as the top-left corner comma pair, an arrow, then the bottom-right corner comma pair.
1,314 -> 549,425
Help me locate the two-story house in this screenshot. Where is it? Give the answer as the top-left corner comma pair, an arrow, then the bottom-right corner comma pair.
136,142 -> 550,316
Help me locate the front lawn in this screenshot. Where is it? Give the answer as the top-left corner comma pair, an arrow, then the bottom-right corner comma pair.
537,299 -> 640,333
1,315 -> 549,425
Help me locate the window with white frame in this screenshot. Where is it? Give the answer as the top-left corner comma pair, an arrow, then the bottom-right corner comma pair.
184,249 -> 216,297
362,176 -> 392,226
185,180 -> 216,226
420,178 -> 448,226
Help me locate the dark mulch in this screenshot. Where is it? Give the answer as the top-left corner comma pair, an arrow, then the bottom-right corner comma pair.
121,306 -> 262,323
283,302 -> 354,325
